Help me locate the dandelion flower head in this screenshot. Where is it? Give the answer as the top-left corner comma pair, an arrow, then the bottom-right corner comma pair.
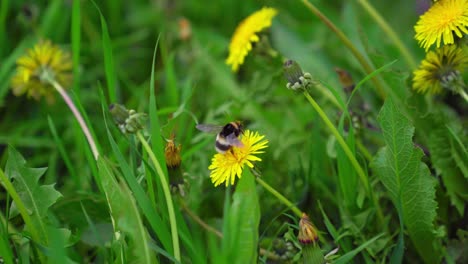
412,44 -> 468,94
209,130 -> 268,187
226,7 -> 277,72
414,0 -> 468,51
11,40 -> 72,103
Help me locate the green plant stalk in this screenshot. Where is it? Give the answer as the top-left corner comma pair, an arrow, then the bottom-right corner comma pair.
357,0 -> 417,69
303,91 -> 384,224
460,90 -> 468,103
0,168 -> 43,254
255,176 -> 302,218
299,0 -> 386,99
49,79 -> 99,160
136,131 -> 180,262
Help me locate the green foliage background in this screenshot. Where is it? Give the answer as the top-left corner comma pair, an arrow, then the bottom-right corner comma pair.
0,0 -> 467,263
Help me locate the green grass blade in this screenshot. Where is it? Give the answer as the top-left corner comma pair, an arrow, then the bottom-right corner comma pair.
148,36 -> 168,175
71,0 -> 81,95
92,0 -> 117,102
334,233 -> 384,264
47,116 -> 79,187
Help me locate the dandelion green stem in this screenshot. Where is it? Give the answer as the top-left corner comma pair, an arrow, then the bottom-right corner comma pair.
255,176 -> 302,218
136,131 -> 180,262
49,79 -> 99,160
302,91 -> 384,224
357,0 -> 417,69
299,0 -> 386,99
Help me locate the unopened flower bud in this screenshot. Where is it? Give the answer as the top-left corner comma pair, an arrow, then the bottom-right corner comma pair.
109,103 -> 146,134
283,60 -> 313,91
298,213 -> 318,245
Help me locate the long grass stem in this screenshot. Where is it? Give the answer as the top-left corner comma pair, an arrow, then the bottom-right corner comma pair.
357,0 -> 417,69
299,0 -> 386,99
302,91 -> 384,224
136,131 -> 181,262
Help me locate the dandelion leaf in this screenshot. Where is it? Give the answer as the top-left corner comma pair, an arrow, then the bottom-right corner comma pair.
429,124 -> 468,215
226,169 -> 260,264
6,146 -> 62,220
371,99 -> 441,263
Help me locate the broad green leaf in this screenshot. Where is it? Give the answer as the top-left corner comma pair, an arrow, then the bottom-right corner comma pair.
6,147 -> 62,229
224,169 -> 260,264
371,99 -> 441,263
97,157 -> 157,264
429,124 -> 468,215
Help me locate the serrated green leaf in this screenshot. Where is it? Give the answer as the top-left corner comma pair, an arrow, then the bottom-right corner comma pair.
225,169 -> 260,264
6,147 -> 62,221
371,99 -> 441,263
429,124 -> 468,215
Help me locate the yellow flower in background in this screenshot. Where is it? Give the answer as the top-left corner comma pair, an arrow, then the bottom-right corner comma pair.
209,130 -> 268,187
413,44 -> 468,94
11,40 -> 72,103
226,7 -> 278,72
414,0 -> 468,51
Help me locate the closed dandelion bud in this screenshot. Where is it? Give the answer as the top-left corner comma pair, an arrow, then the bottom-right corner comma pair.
109,103 -> 147,134
165,135 -> 189,196
298,213 -> 324,264
283,59 -> 313,91
165,138 -> 182,169
109,104 -> 129,124
298,213 -> 318,245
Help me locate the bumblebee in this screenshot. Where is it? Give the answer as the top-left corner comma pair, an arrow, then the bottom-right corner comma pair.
196,121 -> 244,154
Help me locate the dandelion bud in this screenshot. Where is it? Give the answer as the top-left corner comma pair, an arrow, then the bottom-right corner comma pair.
298,213 -> 318,245
109,104 -> 129,124
109,103 -> 147,134
298,213 -> 324,263
165,138 -> 182,169
283,60 -> 313,91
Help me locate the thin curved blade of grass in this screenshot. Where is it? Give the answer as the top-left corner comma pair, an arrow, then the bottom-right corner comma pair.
347,59 -> 397,107
149,36 -> 168,177
47,116 -> 79,187
334,233 -> 384,264
92,0 -> 117,102
71,0 -> 81,94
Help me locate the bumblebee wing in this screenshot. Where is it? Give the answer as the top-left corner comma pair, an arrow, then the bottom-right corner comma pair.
196,124 -> 223,133
226,133 -> 244,147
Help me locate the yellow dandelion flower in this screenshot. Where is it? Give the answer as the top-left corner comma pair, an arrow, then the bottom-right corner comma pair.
413,44 -> 468,94
11,39 -> 72,103
226,7 -> 278,72
209,130 -> 268,187
414,0 -> 468,51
